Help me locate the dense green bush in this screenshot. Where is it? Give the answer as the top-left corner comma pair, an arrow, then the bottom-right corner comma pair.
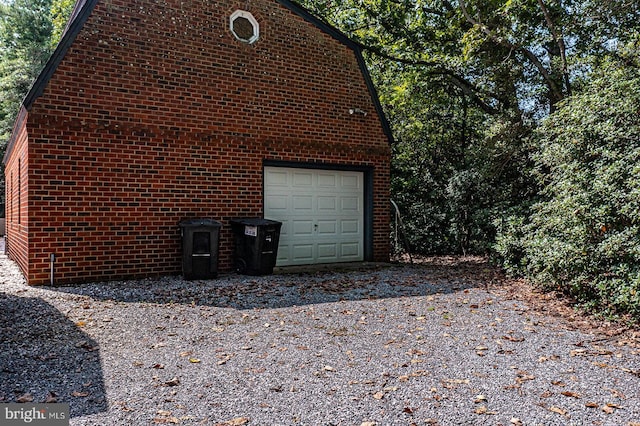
496,67 -> 640,318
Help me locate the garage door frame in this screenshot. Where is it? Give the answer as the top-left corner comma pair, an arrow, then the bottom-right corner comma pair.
263,159 -> 374,263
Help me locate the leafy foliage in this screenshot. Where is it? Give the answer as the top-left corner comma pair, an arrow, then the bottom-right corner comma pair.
380,59 -> 535,254
496,66 -> 640,317
0,0 -> 71,216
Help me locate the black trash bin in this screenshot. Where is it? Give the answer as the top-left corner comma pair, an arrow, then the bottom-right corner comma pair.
179,218 -> 222,280
230,218 -> 282,275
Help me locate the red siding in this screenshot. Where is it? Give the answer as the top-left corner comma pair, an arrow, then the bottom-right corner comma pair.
10,0 -> 390,284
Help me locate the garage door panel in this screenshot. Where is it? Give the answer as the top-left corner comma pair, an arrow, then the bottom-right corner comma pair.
317,220 -> 337,235
342,174 -> 360,188
278,219 -> 290,238
292,195 -> 313,212
292,244 -> 314,261
277,246 -> 290,262
340,242 -> 361,258
318,173 -> 338,188
264,166 -> 364,266
267,194 -> 289,211
317,196 -> 337,212
341,196 -> 360,212
317,244 -> 338,260
293,172 -> 313,187
292,220 -> 314,235
265,169 -> 289,186
341,219 -> 360,234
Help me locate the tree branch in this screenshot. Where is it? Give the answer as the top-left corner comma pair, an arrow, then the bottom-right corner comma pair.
458,0 -> 564,104
536,0 -> 571,96
356,41 -> 501,114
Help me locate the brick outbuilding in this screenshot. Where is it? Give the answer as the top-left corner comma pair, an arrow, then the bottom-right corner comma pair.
3,0 -> 392,285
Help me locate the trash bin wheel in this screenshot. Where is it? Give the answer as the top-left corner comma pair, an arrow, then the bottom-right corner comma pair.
235,258 -> 247,274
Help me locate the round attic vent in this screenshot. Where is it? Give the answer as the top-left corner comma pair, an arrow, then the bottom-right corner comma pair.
230,10 -> 259,44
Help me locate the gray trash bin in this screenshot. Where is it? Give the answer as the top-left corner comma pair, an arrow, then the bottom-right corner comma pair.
179,218 -> 221,280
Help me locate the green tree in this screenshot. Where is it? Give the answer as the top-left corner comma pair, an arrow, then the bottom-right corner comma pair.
496,64 -> 640,317
0,0 -> 71,216
302,0 -> 638,257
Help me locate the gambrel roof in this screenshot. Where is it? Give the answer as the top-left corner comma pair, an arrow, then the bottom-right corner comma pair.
4,0 -> 392,165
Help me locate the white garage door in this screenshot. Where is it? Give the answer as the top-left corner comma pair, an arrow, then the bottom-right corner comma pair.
264,167 -> 364,266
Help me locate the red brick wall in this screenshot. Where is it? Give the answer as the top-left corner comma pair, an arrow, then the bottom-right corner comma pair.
18,0 -> 390,284
4,108 -> 30,278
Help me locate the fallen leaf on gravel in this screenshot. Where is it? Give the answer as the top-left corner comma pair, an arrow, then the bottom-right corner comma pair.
602,405 -> 615,414
549,406 -> 569,418
71,391 -> 89,397
189,358 -> 201,363
502,334 -> 525,342
373,391 -> 384,400
474,406 -> 496,415
153,417 -> 179,424
516,371 -> 535,383
603,403 -> 622,413
561,391 -> 581,398
606,388 -> 626,399
360,422 -> 376,426
585,402 -> 598,408
269,384 -> 283,392
215,417 -> 249,426
551,380 -> 566,386
164,377 -> 180,387
152,363 -> 165,369
474,395 -> 487,403
44,391 -> 57,403
16,393 -> 33,403
510,418 -> 523,426
179,351 -> 193,357
403,407 -> 414,414
442,378 -> 470,389
116,402 -> 134,412
323,365 -> 335,372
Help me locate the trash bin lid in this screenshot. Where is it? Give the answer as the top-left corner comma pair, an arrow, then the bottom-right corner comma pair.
230,218 -> 281,226
179,218 -> 222,228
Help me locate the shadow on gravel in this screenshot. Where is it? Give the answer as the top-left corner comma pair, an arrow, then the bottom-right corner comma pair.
43,257 -> 507,310
0,293 -> 108,417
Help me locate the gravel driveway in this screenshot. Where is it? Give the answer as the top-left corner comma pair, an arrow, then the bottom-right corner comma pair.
1,252 -> 639,426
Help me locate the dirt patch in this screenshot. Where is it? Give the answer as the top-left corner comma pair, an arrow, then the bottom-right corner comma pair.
404,254 -> 640,348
